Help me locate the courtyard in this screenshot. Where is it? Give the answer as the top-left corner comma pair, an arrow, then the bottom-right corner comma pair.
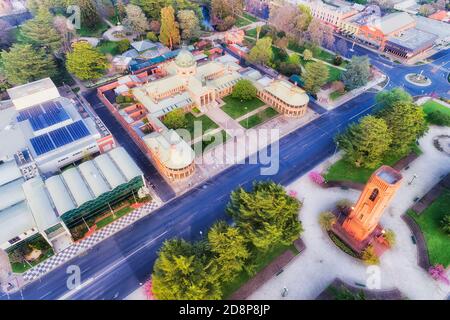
220,96 -> 266,119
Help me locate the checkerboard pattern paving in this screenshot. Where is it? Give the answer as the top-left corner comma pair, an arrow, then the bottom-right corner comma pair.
22,201 -> 160,283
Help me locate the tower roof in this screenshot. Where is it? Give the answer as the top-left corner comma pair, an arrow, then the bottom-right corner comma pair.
175,49 -> 196,68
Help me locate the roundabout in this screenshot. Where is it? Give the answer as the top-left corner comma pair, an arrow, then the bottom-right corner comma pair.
405,72 -> 432,87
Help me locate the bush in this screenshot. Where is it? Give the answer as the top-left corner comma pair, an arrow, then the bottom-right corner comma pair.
277,62 -> 302,77
115,95 -> 134,104
117,39 -> 130,53
308,171 -> 325,185
328,232 -> 359,258
383,229 -> 396,247
426,110 -> 450,127
336,199 -> 353,212
303,49 -> 313,61
441,214 -> 450,235
362,245 -> 379,265
333,55 -> 343,66
146,32 -> 158,42
319,211 -> 336,231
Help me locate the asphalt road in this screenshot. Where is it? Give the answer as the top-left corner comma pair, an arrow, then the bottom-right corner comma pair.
0,92 -> 376,300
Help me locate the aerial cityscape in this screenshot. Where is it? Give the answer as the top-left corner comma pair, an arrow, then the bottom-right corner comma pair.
0,0 -> 449,305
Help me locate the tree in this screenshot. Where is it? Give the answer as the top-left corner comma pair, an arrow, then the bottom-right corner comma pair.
211,0 -> 243,21
66,42 -> 109,80
269,4 -> 306,41
149,20 -> 161,33
177,10 -> 200,41
131,0 -> 167,20
341,55 -> 371,90
1,44 -> 56,85
303,49 -> 313,61
337,116 -> 392,168
146,32 -> 158,42
319,211 -> 336,231
208,221 -> 249,282
215,15 -> 236,32
227,181 -> 303,252
162,108 -> 187,129
123,4 -> 150,35
231,79 -> 257,101
117,39 -> 130,53
362,245 -> 379,265
380,101 -> 428,156
375,87 -> 412,111
67,0 -> 101,29
303,61 -> 329,94
152,239 -> 222,300
19,8 -> 62,53
159,6 -> 180,49
248,37 -> 273,66
53,15 -> 76,53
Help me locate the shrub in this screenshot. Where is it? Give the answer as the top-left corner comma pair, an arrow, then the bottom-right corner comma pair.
333,55 -> 343,66
319,211 -> 336,231
308,171 -> 325,185
383,229 -> 396,247
303,48 -> 313,61
362,245 -> 379,265
428,264 -> 450,284
277,62 -> 302,77
332,80 -> 345,93
117,39 -> 130,53
328,232 -> 359,258
441,214 -> 450,235
336,199 -> 353,212
146,32 -> 158,42
426,110 -> 450,127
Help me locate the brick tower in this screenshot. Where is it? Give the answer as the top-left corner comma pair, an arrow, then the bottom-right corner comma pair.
342,165 -> 402,242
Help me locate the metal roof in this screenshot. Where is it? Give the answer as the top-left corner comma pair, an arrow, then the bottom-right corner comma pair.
0,178 -> 26,212
45,175 -> 76,216
0,201 -> 35,245
0,160 -> 22,187
61,167 -> 94,206
93,153 -> 126,189
78,160 -> 110,197
108,147 -> 143,181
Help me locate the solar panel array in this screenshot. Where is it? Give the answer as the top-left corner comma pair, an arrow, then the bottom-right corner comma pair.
17,101 -> 70,131
30,120 -> 91,156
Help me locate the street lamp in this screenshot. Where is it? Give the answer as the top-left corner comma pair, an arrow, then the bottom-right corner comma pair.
408,174 -> 418,185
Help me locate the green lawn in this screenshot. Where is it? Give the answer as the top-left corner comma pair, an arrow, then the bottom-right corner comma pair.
330,90 -> 345,101
325,145 -> 422,183
408,189 -> 450,267
422,100 -> 450,117
221,96 -> 266,119
96,206 -> 134,230
328,66 -> 343,82
242,12 -> 258,22
221,243 -> 299,299
235,16 -> 253,27
239,107 -> 279,129
185,113 -> 219,141
192,130 -> 230,155
97,40 -> 122,55
77,21 -> 109,37
245,28 -> 257,38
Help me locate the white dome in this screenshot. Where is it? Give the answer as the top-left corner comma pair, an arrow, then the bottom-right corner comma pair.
175,49 -> 196,68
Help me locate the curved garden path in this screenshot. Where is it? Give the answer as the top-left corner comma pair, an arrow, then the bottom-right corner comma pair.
249,126 -> 450,300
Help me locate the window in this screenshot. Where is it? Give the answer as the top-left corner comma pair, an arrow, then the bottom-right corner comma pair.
369,188 -> 379,201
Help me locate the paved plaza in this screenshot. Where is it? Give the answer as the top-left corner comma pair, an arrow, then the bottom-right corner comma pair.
249,126 -> 450,300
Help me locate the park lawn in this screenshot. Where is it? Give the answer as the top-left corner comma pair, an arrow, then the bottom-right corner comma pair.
242,12 -> 258,22
328,66 -> 343,82
192,130 -> 229,155
96,206 -> 134,230
185,113 -> 219,141
421,100 -> 450,117
330,90 -> 345,101
408,189 -> 450,267
239,107 -> 279,129
9,248 -> 54,274
325,146 -> 422,183
235,16 -> 253,27
77,21 -> 109,37
98,40 -> 122,55
245,28 -> 257,38
221,243 -> 299,299
221,96 -> 266,119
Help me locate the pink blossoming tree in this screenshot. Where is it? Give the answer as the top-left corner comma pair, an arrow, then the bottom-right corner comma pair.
428,264 -> 450,285
308,171 -> 325,185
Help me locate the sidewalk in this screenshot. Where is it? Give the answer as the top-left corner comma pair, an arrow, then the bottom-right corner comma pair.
6,200 -> 160,289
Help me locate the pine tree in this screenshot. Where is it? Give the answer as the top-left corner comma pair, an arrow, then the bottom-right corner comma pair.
66,42 -> 109,80
19,8 -> 63,53
67,0 -> 101,29
380,102 -> 428,156
227,181 -> 303,252
0,44 -> 57,85
152,239 -> 222,300
337,115 -> 392,168
303,61 -> 329,94
341,55 -> 371,90
208,221 -> 249,282
159,6 -> 180,49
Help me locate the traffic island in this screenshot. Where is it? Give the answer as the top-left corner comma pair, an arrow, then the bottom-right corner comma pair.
405,73 -> 432,87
